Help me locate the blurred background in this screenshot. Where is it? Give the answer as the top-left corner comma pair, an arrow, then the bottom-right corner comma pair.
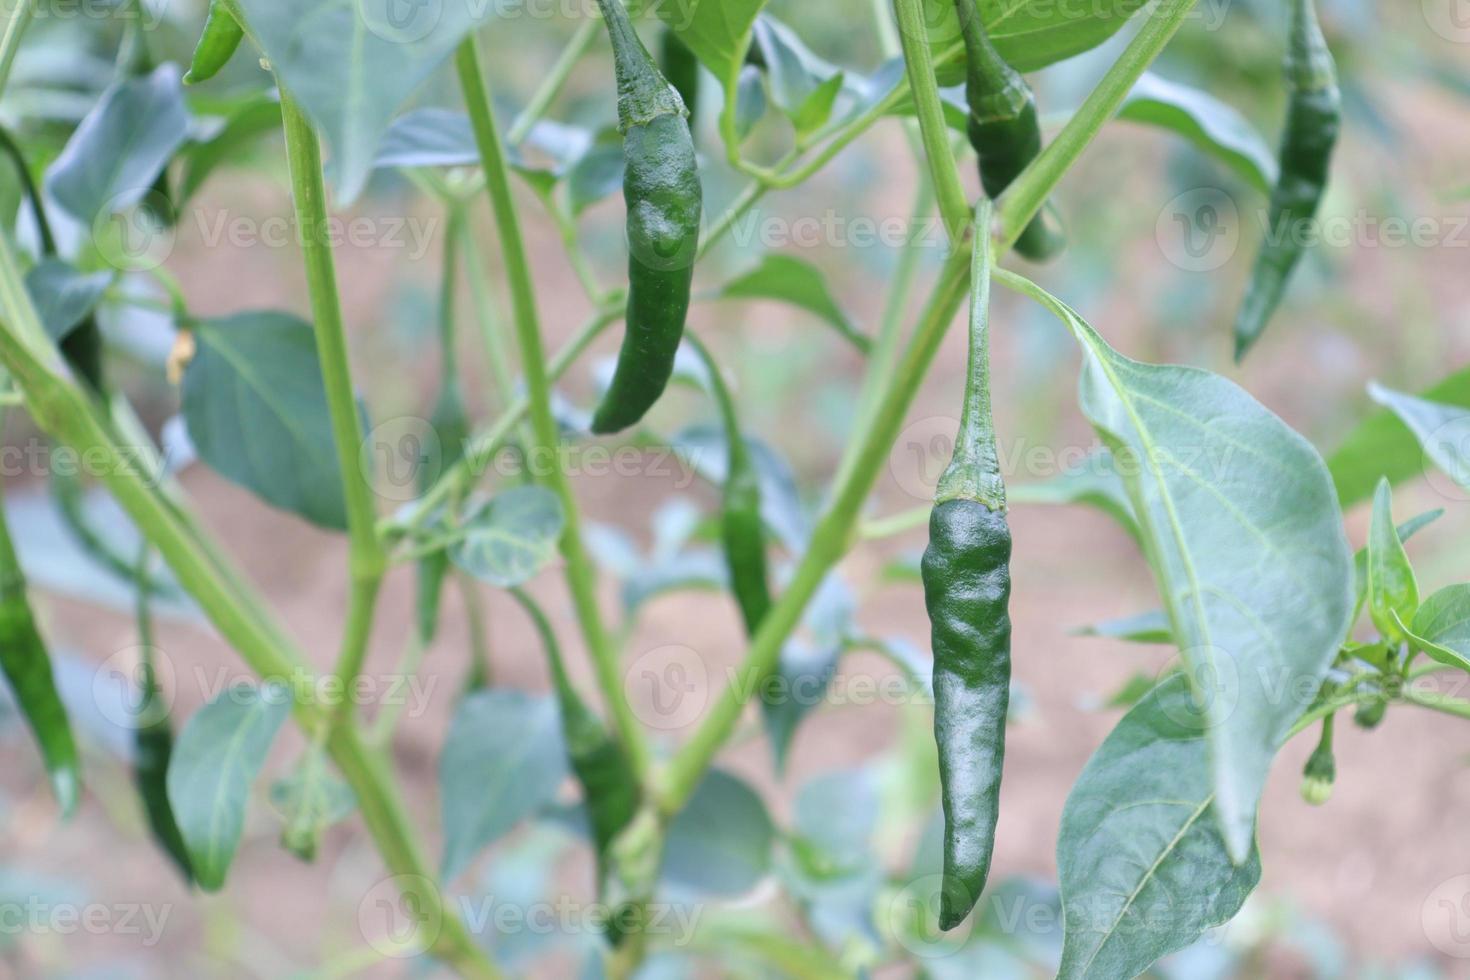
1,0 -> 1469,976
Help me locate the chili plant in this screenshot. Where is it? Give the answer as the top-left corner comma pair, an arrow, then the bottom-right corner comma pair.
0,0 -> 1467,977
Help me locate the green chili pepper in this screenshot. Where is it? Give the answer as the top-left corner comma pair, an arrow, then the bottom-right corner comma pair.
132,547 -> 192,881
1300,714 -> 1335,806
1233,0 -> 1339,361
589,0 -> 702,435
659,29 -> 700,136
952,0 -> 1063,263
511,588 -> 639,882
183,1 -> 245,86
0,472 -> 81,818
921,201 -> 1011,930
687,335 -> 771,636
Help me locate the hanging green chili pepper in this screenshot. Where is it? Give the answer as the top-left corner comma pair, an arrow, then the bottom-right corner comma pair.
952,0 -> 1063,263
183,1 -> 244,86
0,465 -> 81,818
132,546 -> 192,881
1233,0 -> 1339,361
921,201 -> 1011,930
511,588 -> 639,882
687,335 -> 771,636
659,29 -> 700,136
589,0 -> 702,435
1300,714 -> 1335,806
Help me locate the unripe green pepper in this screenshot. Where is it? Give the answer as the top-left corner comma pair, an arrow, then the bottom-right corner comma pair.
1233,0 -> 1339,360
590,0 -> 702,435
921,201 -> 1012,930
1299,715 -> 1335,806
184,1 -> 245,86
953,0 -> 1063,262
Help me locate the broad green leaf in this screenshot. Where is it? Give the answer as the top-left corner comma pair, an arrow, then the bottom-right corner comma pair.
46,64 -> 190,226
231,0 -> 498,203
1026,281 -> 1352,861
1075,609 -> 1173,645
1366,480 -> 1419,644
23,259 -> 110,344
439,689 -> 568,881
733,64 -> 768,139
661,769 -> 774,897
1007,449 -> 1140,543
715,254 -> 867,353
448,485 -> 565,588
166,684 -> 292,891
984,0 -> 1152,73
566,129 -> 626,216
1058,675 -> 1260,978
750,16 -> 851,136
1410,586 -> 1470,671
182,312 -> 348,530
1351,509 -> 1442,622
1367,382 -> 1470,496
1329,369 -> 1470,506
1118,73 -> 1277,194
648,0 -> 769,89
178,96 -> 283,203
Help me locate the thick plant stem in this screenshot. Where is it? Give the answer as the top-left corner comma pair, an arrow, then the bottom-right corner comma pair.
278,91 -> 388,702
455,35 -> 652,782
663,242 -> 975,811
994,0 -> 1197,249
892,0 -> 970,241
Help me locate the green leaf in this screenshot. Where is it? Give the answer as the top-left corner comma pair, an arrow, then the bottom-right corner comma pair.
1118,73 -> 1278,194
178,95 -> 283,203
1075,609 -> 1173,645
1351,508 -> 1442,623
448,486 -> 565,588
566,129 -> 626,217
1410,586 -> 1470,671
733,65 -> 768,139
985,0 -> 1153,73
1366,480 -> 1419,644
1367,382 -> 1470,496
439,689 -> 568,881
715,254 -> 867,353
232,0 -> 497,203
23,260 -> 110,344
182,312 -> 349,530
1030,282 -> 1352,861
661,769 -> 774,897
649,0 -> 769,90
1328,368 -> 1470,507
269,749 -> 357,862
1057,674 -> 1261,978
750,16 -> 849,136
46,64 -> 190,226
166,684 -> 292,891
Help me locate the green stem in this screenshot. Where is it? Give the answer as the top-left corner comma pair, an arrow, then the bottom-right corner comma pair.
507,17 -> 600,145
0,0 -> 33,94
278,89 -> 388,705
455,34 -> 652,782
891,0 -> 970,241
994,0 -> 1196,249
459,573 -> 494,689
1402,688 -> 1470,722
662,242 -> 974,811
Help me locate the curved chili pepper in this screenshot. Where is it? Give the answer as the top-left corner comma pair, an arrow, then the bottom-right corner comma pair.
953,0 -> 1063,262
0,477 -> 81,818
589,0 -> 702,435
687,335 -> 772,636
183,1 -> 245,86
1233,0 -> 1339,361
1300,714 -> 1335,806
921,201 -> 1011,930
511,588 -> 638,882
659,28 -> 700,136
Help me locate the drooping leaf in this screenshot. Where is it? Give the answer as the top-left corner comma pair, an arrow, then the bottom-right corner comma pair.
984,0 -> 1153,73
448,485 -> 565,588
46,64 -> 191,227
1118,73 -> 1278,194
661,769 -> 774,897
1328,369 -> 1470,506
166,684 -> 292,891
1366,382 -> 1470,496
1021,279 -> 1352,861
751,16 -> 855,136
177,95 -> 283,203
231,0 -> 499,202
181,312 -> 348,530
439,689 -> 568,881
715,254 -> 867,353
649,0 -> 769,90
1075,609 -> 1173,645
1366,480 -> 1419,644
23,260 -> 111,344
1057,675 -> 1261,979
